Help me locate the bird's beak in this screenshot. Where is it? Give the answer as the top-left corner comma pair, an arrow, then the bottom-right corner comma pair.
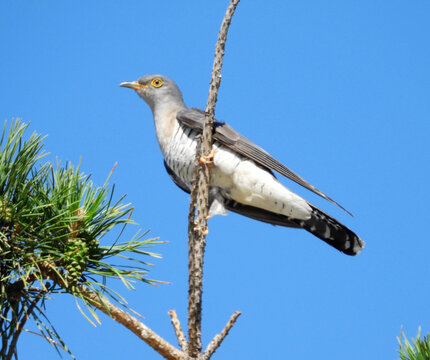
119,81 -> 148,90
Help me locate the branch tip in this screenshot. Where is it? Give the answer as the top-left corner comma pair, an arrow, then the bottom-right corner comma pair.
203,311 -> 242,360
168,310 -> 187,352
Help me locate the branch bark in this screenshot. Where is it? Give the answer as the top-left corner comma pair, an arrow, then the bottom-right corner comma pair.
187,0 -> 241,358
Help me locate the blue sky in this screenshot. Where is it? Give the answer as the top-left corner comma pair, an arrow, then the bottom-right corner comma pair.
1,1 -> 430,359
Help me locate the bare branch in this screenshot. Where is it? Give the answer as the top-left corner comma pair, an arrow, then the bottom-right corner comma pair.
78,286 -> 183,360
187,134 -> 204,356
17,260 -> 183,359
187,0 -> 241,358
203,311 -> 242,360
168,310 -> 187,352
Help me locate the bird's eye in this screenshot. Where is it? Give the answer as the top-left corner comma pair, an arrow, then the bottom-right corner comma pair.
151,78 -> 163,88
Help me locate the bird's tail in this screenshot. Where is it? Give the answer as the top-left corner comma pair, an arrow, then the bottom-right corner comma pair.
294,205 -> 364,256
225,199 -> 364,256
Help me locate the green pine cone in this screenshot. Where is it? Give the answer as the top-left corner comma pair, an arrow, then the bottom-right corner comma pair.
64,237 -> 90,287
88,238 -> 99,253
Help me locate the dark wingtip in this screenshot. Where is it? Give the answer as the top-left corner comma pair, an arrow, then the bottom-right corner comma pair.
328,197 -> 354,217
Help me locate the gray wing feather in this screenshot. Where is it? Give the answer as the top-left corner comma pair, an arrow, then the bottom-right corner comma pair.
177,108 -> 352,216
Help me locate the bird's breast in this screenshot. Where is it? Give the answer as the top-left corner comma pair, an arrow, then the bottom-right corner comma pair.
163,122 -> 199,189
162,122 -> 242,191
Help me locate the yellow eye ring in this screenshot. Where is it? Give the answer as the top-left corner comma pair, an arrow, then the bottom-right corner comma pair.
151,78 -> 163,88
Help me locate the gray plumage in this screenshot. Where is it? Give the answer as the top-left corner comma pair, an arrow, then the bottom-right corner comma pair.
120,74 -> 365,256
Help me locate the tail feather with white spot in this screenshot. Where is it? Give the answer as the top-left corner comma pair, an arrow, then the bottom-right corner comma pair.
294,205 -> 364,256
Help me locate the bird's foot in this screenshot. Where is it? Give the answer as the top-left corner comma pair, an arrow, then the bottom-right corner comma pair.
199,150 -> 215,168
193,224 -> 209,236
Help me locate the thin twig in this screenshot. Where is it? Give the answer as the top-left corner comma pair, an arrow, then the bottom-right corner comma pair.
202,311 -> 242,360
20,328 -> 67,350
5,296 -> 42,360
187,0 -> 241,358
168,310 -> 187,352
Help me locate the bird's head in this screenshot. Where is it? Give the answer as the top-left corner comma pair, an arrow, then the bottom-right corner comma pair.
120,75 -> 185,113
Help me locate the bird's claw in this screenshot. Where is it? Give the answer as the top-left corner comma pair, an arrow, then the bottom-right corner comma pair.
193,225 -> 209,236
199,150 -> 215,168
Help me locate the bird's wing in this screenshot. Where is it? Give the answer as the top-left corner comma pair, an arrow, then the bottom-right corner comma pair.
177,108 -> 352,216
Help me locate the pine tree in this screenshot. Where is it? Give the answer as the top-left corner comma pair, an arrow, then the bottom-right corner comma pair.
0,120 -> 160,359
398,327 -> 430,360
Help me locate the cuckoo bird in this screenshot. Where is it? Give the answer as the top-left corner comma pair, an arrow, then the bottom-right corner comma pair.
120,75 -> 364,256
